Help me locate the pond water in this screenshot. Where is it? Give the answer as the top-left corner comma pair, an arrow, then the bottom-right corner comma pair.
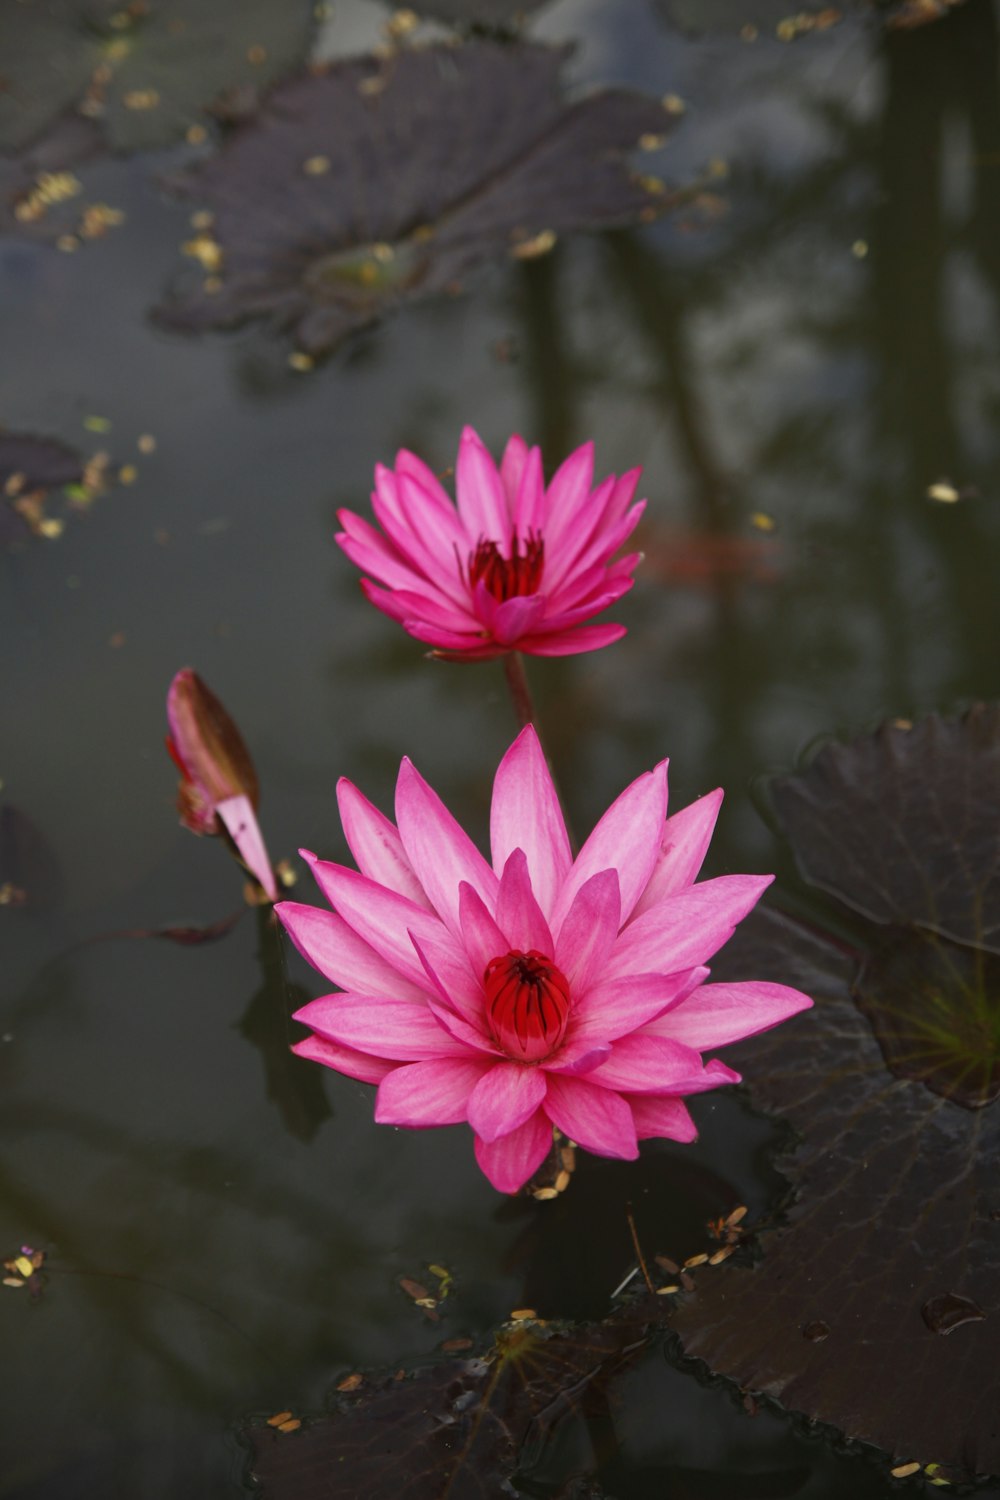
3,0 -> 1000,1496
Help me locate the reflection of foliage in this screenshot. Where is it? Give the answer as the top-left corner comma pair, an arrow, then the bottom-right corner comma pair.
0,431 -> 110,543
155,43 -> 674,357
0,0 -> 314,152
670,708 -> 1000,1479
381,0 -> 550,26
248,1298 -> 656,1498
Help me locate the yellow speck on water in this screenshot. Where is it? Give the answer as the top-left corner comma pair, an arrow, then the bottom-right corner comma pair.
891,1463 -> 921,1478
186,124 -> 208,145
138,434 -> 157,454
751,512 -> 776,532
38,518 -> 65,539
337,1373 -> 364,1391
511,230 -> 556,261
532,1186 -> 558,1200
80,203 -> 125,239
57,234 -> 80,253
303,155 -> 331,175
247,44 -> 268,64
119,465 -> 137,484
554,1169 -> 571,1193
372,242 -> 394,263
84,415 -> 111,433
359,75 -> 387,96
189,210 -> 214,230
662,93 -> 686,115
277,1418 -> 301,1433
741,21 -> 759,39
509,1308 -> 536,1321
288,352 -> 314,372
640,132 -> 668,151
708,1246 -> 734,1265
852,238 -> 869,258
386,8 -> 420,38
636,174 -> 666,197
266,1411 -> 293,1428
708,158 -> 729,180
684,1253 -> 709,1268
182,232 -> 223,272
12,1256 -> 34,1279
927,480 -> 960,503
727,1205 -> 748,1226
656,1284 -> 680,1295
122,89 -> 160,111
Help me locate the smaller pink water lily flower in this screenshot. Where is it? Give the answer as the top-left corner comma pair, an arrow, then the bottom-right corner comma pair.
166,668 -> 278,902
336,426 -> 645,659
278,728 -> 812,1192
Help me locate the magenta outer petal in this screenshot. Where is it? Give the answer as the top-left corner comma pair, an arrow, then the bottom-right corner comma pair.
646,980 -> 813,1050
467,1061 -> 548,1143
569,968 -> 708,1044
395,758 -> 499,935
495,849 -> 553,954
584,1033 -> 710,1094
552,761 -> 667,934
604,875 -> 774,981
517,623 -> 627,657
628,1095 -> 698,1142
490,725 -> 571,920
543,442 -> 595,551
630,789 -> 725,921
408,926 -> 488,1028
456,426 -> 510,543
543,1074 -> 638,1159
474,1109 -> 554,1193
425,995 -> 499,1055
375,1058 -> 492,1127
513,444 -> 544,537
488,593 -> 547,646
336,778 -> 432,909
291,1034 -> 396,1086
395,448 -> 456,513
216,795 -> 277,900
277,901 -> 430,1002
553,869 -> 621,992
295,994 -> 470,1060
458,881 -> 508,977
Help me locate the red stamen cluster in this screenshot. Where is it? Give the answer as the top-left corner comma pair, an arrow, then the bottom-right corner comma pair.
484,949 -> 570,1062
468,532 -> 544,602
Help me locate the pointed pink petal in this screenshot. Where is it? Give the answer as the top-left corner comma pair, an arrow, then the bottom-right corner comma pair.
628,1095 -> 697,1142
631,789 -> 724,920
535,587 -> 633,635
337,511 -> 431,593
474,1109 -> 553,1192
543,1074 -> 638,1159
513,445 -> 545,539
395,758 -> 499,935
487,592 -> 547,646
375,1057 -> 492,1126
647,980 -> 813,1050
291,1034 -> 396,1086
542,476 -> 617,590
336,778 -> 432,908
302,854 -> 465,989
552,761 -> 666,935
295,994 -> 470,1060
552,499 -> 646,593
553,868 -> 621,992
495,849 -> 553,954
467,1061 -> 548,1142
458,881 -> 508,977
395,448 -> 457,512
490,725 -> 571,920
456,427 -> 510,543
604,875 -> 773,980
277,901 -> 429,1001
360,583 -> 478,634
217,795 -> 277,900
500,433 -> 529,505
542,442 -> 594,551
547,1041 -> 611,1075
517,624 -> 627,657
583,1033 -> 709,1093
409,925 -> 489,1029
604,468 -> 641,528
399,618 -> 496,654
425,994 -> 499,1055
569,968 -> 709,1044
394,472 -> 470,605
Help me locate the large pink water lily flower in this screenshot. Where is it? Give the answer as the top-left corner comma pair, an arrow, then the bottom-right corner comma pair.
278,729 -> 812,1192
336,426 -> 645,659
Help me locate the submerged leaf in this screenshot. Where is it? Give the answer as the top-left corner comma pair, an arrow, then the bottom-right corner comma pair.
154,43 -> 675,356
670,707 -> 1000,1478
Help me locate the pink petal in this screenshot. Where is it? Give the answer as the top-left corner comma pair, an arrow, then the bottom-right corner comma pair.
295,994 -> 471,1060
584,1033 -> 710,1093
604,468 -> 641,528
569,968 -> 709,1044
534,586 -> 633,635
604,875 -> 774,981
336,511 -> 430,594
542,476 -> 617,590
456,426 -> 510,544
513,445 -> 545,539
553,868 -> 621,992
548,1041 -> 611,1075
395,448 -> 457,513
394,472 -> 470,605
542,442 -> 595,552
555,499 -> 646,592
517,624 -> 627,657
500,433 -> 529,505
336,778 -> 432,909
277,901 -> 429,1002
495,849 -> 553,954
490,725 -> 571,920
647,980 -> 813,1050
467,1061 -> 548,1142
409,925 -> 489,1029
543,1074 -> 638,1159
395,758 -> 499,935
303,854 -> 464,990
360,582 -> 478,634
474,1109 -> 554,1192
376,1057 -> 492,1126
291,1033 -> 396,1086
486,592 -> 547,646
399,618 -> 496,655
628,1095 -> 698,1142
217,795 -> 277,900
458,881 -> 508,976
631,789 -> 725,920
552,761 -> 667,934
425,994 -> 499,1055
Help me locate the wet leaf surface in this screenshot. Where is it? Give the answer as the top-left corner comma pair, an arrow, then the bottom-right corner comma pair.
670,708 -> 1000,1479
154,42 -> 673,356
0,0 -> 314,152
246,1297 -> 656,1499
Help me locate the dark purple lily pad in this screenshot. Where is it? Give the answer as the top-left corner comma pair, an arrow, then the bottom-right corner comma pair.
0,431 -> 87,542
383,0 -> 549,28
246,1298 -> 655,1499
669,707 -> 1000,1479
0,115 -> 104,242
154,43 -> 674,356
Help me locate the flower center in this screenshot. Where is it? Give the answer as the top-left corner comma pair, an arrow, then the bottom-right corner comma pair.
484,949 -> 570,1063
468,532 -> 544,602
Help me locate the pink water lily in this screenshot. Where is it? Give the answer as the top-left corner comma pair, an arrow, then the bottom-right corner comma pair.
278,728 -> 811,1192
336,426 -> 645,659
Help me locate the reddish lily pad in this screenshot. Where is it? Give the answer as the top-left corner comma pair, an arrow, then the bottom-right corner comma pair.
670,707 -> 1000,1479
154,43 -> 674,356
246,1299 -> 655,1498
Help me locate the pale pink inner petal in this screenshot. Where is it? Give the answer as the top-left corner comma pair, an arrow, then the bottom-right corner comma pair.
291,1033 -> 397,1086
467,1061 -> 548,1142
395,758 -> 499,935
543,1073 -> 638,1159
603,875 -> 773,981
630,789 -> 725,920
295,994 -> 469,1060
336,778 -> 433,909
474,1109 -> 554,1193
375,1057 -> 492,1127
458,881 -> 508,978
551,762 -> 666,935
646,979 -> 812,1050
553,868 -> 621,992
495,849 -> 553,955
455,426 -> 511,545
277,900 -> 430,1002
628,1094 -> 698,1142
500,433 -> 529,505
490,725 -> 571,919
217,795 -> 277,900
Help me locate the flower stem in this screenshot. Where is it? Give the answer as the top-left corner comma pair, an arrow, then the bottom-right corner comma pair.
503,651 -> 537,730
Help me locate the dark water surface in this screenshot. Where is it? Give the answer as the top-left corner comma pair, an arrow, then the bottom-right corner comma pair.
4,1 -> 1000,1495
